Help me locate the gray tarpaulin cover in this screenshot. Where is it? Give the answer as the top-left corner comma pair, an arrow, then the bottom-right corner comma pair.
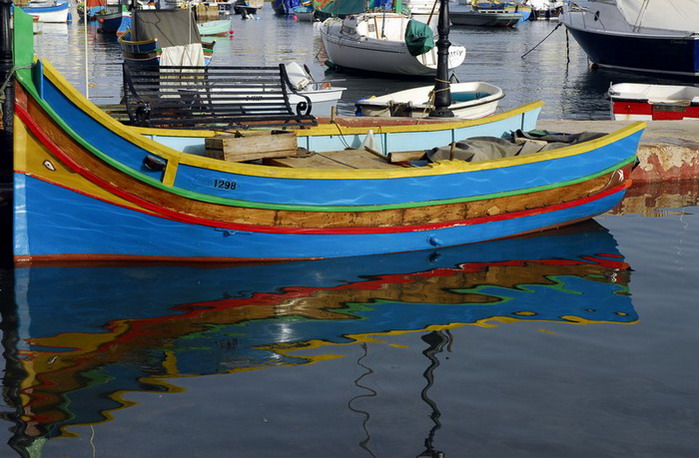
132,9 -> 202,47
426,130 -> 607,163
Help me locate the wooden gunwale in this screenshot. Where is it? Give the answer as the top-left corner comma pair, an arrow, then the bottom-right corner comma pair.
16,84 -> 634,231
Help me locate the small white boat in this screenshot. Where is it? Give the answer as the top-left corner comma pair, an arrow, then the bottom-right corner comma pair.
355,81 -> 504,119
20,1 -> 70,23
608,83 -> 699,121
284,62 -> 346,117
197,19 -> 233,36
527,0 -> 564,20
319,12 -> 466,77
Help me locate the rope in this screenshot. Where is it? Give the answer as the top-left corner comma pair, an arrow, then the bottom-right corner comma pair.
426,0 -> 439,24
424,78 -> 452,116
332,119 -> 352,149
0,65 -> 32,118
521,22 -> 563,59
431,78 -> 451,92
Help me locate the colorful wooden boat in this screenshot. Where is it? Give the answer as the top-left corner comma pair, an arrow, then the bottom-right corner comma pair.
292,4 -> 315,22
97,8 -> 129,35
76,0 -> 107,21
355,81 -> 504,118
119,9 -> 216,66
608,83 -> 699,121
470,1 -> 532,22
11,8 -> 645,264
10,220 -> 635,443
20,0 -> 70,23
272,0 -> 302,15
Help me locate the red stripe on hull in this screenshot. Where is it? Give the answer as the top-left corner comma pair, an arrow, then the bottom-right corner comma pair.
612,100 -> 699,120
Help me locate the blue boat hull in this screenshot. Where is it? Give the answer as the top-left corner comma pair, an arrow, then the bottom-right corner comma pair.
272,0 -> 301,15
14,173 -> 630,260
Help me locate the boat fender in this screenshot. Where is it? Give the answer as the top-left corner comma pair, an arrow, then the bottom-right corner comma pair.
143,155 -> 167,172
360,130 -> 380,154
134,103 -> 152,125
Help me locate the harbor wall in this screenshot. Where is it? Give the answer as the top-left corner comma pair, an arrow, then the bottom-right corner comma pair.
537,119 -> 699,184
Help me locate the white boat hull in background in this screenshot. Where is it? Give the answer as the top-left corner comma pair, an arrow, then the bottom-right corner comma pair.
319,13 -> 466,77
608,83 -> 699,121
356,81 -> 504,118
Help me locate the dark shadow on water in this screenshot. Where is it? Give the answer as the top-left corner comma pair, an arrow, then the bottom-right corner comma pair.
416,330 -> 451,458
347,342 -> 378,458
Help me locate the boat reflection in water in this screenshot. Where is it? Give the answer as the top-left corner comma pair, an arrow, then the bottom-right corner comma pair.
5,220 -> 636,453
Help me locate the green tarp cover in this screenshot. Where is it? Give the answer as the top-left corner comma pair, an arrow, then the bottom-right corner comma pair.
314,0 -> 366,16
405,20 -> 434,57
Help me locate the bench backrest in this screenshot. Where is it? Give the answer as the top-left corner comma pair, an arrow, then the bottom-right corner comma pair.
122,63 -> 317,130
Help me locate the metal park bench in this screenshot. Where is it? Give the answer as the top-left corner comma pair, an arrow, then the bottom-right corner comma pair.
122,63 -> 317,130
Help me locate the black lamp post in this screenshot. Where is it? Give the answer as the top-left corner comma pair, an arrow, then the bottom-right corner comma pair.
429,0 -> 453,118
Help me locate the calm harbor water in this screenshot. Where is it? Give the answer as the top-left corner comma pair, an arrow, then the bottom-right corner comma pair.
30,5 -> 698,118
1,6 -> 699,457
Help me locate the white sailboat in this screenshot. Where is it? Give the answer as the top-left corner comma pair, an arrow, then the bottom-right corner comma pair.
319,11 -> 466,77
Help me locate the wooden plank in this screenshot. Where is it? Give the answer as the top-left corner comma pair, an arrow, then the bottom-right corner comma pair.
264,153 -> 354,169
205,130 -> 298,162
328,149 -> 396,169
265,149 -> 398,169
388,150 -> 427,163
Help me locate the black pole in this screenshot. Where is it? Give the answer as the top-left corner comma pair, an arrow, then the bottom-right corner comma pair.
0,0 -> 14,146
429,0 -> 453,118
0,0 -> 14,265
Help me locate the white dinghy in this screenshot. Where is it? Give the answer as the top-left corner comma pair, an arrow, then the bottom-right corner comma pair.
356,81 -> 504,118
284,62 -> 346,117
608,83 -> 699,121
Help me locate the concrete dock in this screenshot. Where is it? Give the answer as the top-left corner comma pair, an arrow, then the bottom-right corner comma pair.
538,119 -> 699,184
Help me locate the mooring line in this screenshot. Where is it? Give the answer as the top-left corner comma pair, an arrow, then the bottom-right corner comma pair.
521,22 -> 564,59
